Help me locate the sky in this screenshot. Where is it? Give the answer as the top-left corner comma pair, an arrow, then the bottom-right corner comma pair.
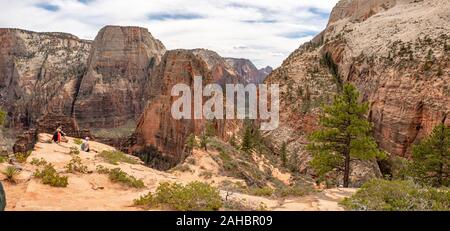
0,0 -> 339,68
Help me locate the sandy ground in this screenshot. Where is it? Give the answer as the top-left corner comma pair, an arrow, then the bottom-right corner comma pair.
1,134 -> 355,211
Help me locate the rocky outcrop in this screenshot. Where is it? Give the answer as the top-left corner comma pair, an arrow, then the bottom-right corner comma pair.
132,49 -> 235,169
132,48 -> 259,169
0,26 -> 167,151
12,129 -> 37,154
328,0 -> 396,24
264,0 -> 449,185
322,0 -> 450,157
0,28 -> 91,130
73,26 -> 166,129
225,58 -> 272,84
191,49 -> 243,85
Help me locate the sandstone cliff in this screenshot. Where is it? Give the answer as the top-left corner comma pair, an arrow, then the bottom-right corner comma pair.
0,26 -> 168,151
132,48 -> 271,169
264,0 -> 449,185
73,26 -> 166,129
133,50 -> 209,168
225,58 -> 272,84
0,28 -> 91,131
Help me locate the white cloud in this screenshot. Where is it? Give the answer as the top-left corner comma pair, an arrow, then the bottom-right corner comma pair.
0,0 -> 339,68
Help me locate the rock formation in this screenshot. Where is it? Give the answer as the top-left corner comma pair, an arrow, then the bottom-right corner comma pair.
0,29 -> 91,130
73,26 -> 166,129
191,49 -> 243,85
132,50 -> 218,169
225,58 -> 272,84
0,26 -> 168,151
264,0 -> 449,185
132,48 -> 269,169
322,0 -> 450,157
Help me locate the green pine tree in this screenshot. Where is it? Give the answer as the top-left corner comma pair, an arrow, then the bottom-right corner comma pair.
185,134 -> 198,152
307,84 -> 384,188
205,121 -> 216,137
280,142 -> 288,167
411,123 -> 450,187
0,107 -> 6,127
229,135 -> 237,148
241,123 -> 253,154
199,132 -> 209,151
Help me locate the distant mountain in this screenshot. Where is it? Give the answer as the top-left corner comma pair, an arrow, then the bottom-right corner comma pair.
225,58 -> 272,84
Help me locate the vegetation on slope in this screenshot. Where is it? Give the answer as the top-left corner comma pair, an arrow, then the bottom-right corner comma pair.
96,165 -> 144,188
134,181 -> 222,211
34,164 -> 68,188
341,179 -> 449,211
307,84 -> 384,187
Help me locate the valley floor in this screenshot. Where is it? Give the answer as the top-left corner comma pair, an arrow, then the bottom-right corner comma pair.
1,134 -> 355,211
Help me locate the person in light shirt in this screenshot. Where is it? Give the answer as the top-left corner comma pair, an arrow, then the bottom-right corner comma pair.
81,137 -> 90,152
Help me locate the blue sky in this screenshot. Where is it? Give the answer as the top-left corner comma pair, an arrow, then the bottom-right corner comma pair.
0,0 -> 339,68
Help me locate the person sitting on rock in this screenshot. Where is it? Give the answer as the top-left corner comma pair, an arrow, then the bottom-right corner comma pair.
52,129 -> 60,143
53,127 -> 67,143
81,137 -> 90,152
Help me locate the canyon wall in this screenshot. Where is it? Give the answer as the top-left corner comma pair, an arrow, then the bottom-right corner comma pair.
264,0 -> 449,185
73,26 -> 166,129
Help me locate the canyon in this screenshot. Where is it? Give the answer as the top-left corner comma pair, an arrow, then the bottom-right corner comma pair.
0,26 -> 270,157
0,0 -> 449,189
264,0 -> 449,185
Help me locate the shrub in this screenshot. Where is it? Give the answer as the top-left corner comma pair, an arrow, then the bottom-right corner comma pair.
185,134 -> 198,151
340,179 -> 450,211
2,166 -> 20,183
73,138 -> 83,145
97,150 -> 138,165
96,165 -> 110,174
247,186 -> 273,197
0,107 -> 6,127
275,185 -> 312,197
134,181 -> 222,211
96,166 -> 144,188
223,198 -> 269,211
199,132 -> 209,151
0,156 -> 7,164
30,158 -> 48,166
199,171 -> 213,179
34,164 -> 68,187
69,146 -> 80,155
14,151 -> 32,163
134,192 -> 156,207
65,156 -> 88,174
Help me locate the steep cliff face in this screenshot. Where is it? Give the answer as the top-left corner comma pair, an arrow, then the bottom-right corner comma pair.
73,26 -> 166,129
264,0 -> 449,185
191,49 -> 243,85
0,26 -> 168,151
225,58 -> 272,84
0,29 -> 91,130
328,0 -> 396,24
322,0 -> 450,157
132,48 -> 255,169
132,50 -> 216,168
